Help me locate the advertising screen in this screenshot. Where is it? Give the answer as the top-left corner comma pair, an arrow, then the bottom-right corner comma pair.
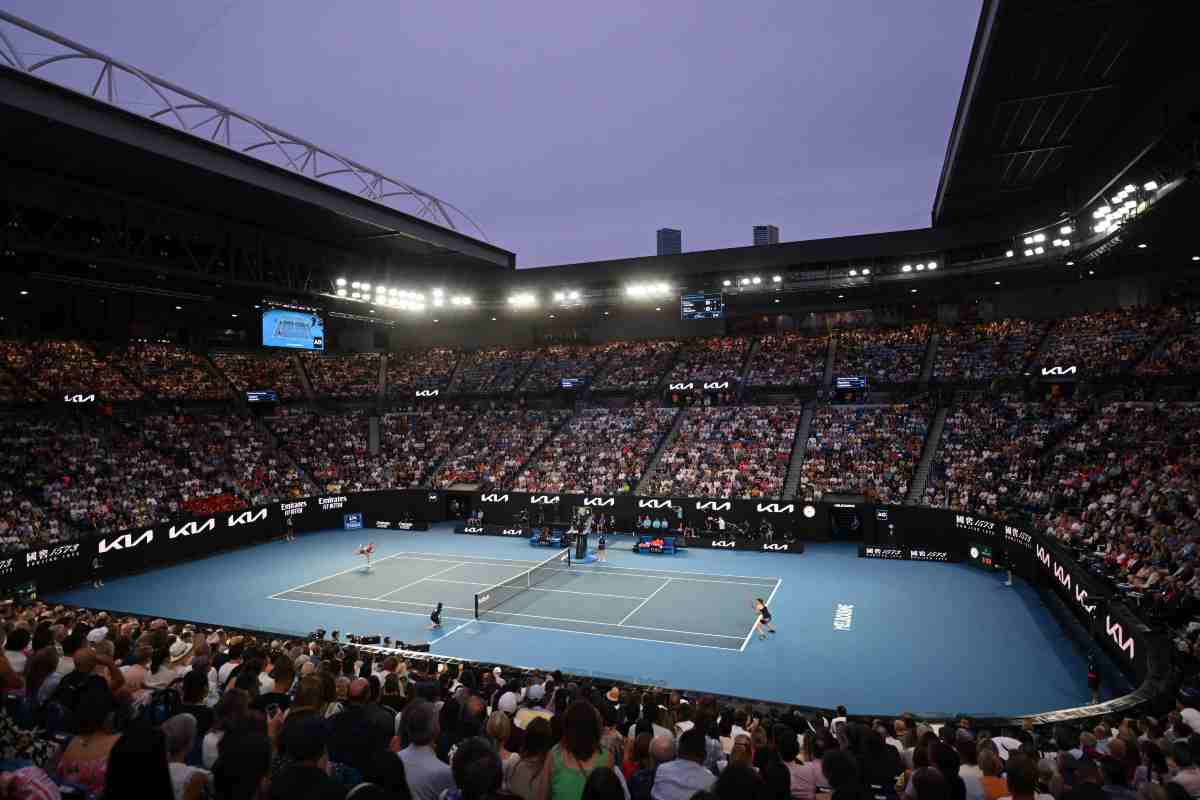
262,309 -> 325,350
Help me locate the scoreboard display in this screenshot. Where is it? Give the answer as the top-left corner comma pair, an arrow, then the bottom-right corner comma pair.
262,309 -> 325,351
680,290 -> 724,320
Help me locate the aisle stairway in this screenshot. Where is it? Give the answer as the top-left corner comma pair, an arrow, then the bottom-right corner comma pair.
738,338 -> 761,398
377,353 -> 388,403
905,406 -> 948,505
292,354 -> 316,401
821,337 -> 837,390
634,407 -> 687,495
783,401 -> 815,500
919,332 -> 939,384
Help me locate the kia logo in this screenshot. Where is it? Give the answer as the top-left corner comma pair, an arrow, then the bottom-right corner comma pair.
638,500 -> 673,509
756,503 -> 794,514
481,494 -> 509,503
695,501 -> 731,511
530,496 -> 559,504
669,382 -> 694,390
463,526 -> 484,533
98,530 -> 154,553
169,518 -> 217,539
1041,366 -> 1077,376
762,543 -> 789,551
703,381 -> 729,390
416,389 -> 440,397
1106,614 -> 1135,659
63,393 -> 96,403
228,508 -> 268,527
583,498 -> 614,507
710,540 -> 736,548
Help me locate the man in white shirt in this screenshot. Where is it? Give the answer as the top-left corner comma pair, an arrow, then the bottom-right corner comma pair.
652,730 -> 716,800
399,700 -> 455,800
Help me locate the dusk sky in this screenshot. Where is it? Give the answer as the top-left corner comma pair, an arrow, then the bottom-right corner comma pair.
5,1 -> 981,267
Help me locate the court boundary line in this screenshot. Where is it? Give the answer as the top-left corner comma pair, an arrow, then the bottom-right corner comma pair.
384,551 -> 780,584
275,589 -> 744,641
618,578 -> 671,626
374,562 -> 465,600
267,552 -> 406,599
740,578 -> 783,652
271,593 -> 742,652
429,619 -> 474,645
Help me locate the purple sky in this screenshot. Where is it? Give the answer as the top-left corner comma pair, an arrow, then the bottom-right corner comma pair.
6,1 -> 980,267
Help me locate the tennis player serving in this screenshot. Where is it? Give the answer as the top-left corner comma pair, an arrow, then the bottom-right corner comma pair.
753,597 -> 776,640
357,542 -> 375,571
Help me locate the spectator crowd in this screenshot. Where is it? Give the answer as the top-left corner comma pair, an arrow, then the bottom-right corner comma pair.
1038,307 -> 1184,376
454,349 -> 538,395
834,326 -> 931,384
748,334 -> 828,389
933,320 -> 1047,382
433,409 -> 569,489
594,340 -> 680,392
800,405 -> 928,503
212,352 -> 306,401
116,343 -> 230,401
303,353 -> 381,400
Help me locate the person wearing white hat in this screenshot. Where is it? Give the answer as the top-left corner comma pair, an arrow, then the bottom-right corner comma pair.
493,666 -> 506,688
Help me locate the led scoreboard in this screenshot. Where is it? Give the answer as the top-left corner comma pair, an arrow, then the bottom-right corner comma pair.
680,290 -> 724,320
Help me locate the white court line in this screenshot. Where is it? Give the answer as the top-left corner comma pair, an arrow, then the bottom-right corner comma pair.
268,552 -> 406,599
429,620 -> 474,645
389,551 -> 780,584
618,578 -> 672,626
421,577 -> 649,601
279,588 -> 741,640
374,562 -> 466,600
740,579 -> 784,653
271,593 -> 741,652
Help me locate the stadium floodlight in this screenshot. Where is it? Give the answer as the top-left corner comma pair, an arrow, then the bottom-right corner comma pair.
1060,225 -> 1072,235
351,281 -> 361,290
722,279 -> 731,287
361,283 -> 371,292
1034,246 -> 1045,254
837,294 -> 844,299
752,276 -> 762,285
901,264 -> 912,273
553,291 -> 565,302
432,287 -> 444,296
739,277 -> 751,285
927,262 -> 937,270
336,278 -> 347,287
848,269 -> 859,277
1138,243 -> 1148,249
1123,184 -> 1136,193
772,275 -> 782,283
336,289 -> 347,297
1023,236 -> 1033,245
1144,181 -> 1159,191
1061,240 -> 1070,247
569,290 -> 581,301
1006,250 -> 1014,258
509,292 -> 537,308
994,281 -> 1001,286
1024,249 -> 1034,257
1193,256 -> 1200,262
915,263 -> 925,271
861,268 -> 870,275
1094,222 -> 1109,233
910,289 -> 917,294
1067,261 -> 1075,266
1033,233 -> 1046,243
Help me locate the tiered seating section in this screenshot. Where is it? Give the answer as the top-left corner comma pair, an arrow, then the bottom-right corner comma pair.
0,340 -> 141,400
115,343 -> 228,400
1038,306 -> 1183,375
432,409 -> 568,489
452,347 -> 537,394
521,344 -> 617,392
646,406 -> 799,498
267,410 -> 372,493
667,336 -> 748,383
933,319 -> 1046,381
385,347 -> 458,396
378,410 -> 474,487
511,406 -> 678,494
211,352 -> 305,401
593,339 -> 679,391
833,324 -> 930,384
748,333 -> 828,388
800,405 -> 929,502
301,352 -> 380,399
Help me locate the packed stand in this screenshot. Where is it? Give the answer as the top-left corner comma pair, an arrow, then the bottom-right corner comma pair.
7,599 -> 1153,800
0,480 -> 71,555
834,325 -> 931,384
1137,316 -> 1200,377
512,406 -> 678,495
452,348 -> 538,394
432,409 -> 568,489
0,339 -> 142,401
378,409 -> 475,487
114,343 -> 230,401
647,406 -> 799,498
385,347 -> 459,397
521,344 -> 619,392
0,367 -> 38,403
933,319 -> 1047,381
593,339 -> 680,391
302,352 -> 381,399
1038,306 -> 1184,376
0,416 -> 234,535
748,333 -> 829,388
138,412 -> 312,508
211,352 -> 306,401
269,410 -> 376,493
667,336 -> 749,384
923,396 -> 1083,512
800,405 -> 929,502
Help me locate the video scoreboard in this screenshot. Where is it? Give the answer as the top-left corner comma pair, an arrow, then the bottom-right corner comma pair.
680,290 -> 724,320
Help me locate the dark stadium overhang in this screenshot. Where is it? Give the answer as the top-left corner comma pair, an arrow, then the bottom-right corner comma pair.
0,66 -> 514,273
932,0 -> 1200,231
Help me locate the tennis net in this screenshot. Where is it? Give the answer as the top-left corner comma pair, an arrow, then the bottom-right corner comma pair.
474,548 -> 571,619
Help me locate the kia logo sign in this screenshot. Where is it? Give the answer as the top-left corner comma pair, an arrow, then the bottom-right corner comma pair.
756,503 -> 794,514
169,518 -> 217,539
710,540 -> 736,548
63,393 -> 96,403
530,495 -> 559,504
1041,366 -> 1077,376
1106,614 -> 1135,660
228,508 -> 268,527
500,528 -> 524,536
695,501 -> 731,511
463,526 -> 484,533
583,498 -> 614,507
762,543 -> 789,551
669,382 -> 694,390
416,389 -> 440,397
98,530 -> 154,553
638,500 -> 673,509
703,381 -> 729,390
480,494 -> 509,503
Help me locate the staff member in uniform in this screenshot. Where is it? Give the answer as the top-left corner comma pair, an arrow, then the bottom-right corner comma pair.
753,598 -> 776,640
597,531 -> 607,562
285,515 -> 295,543
91,555 -> 103,588
428,602 -> 444,631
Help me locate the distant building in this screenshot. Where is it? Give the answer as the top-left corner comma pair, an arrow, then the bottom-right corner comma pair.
754,225 -> 780,246
656,228 -> 682,256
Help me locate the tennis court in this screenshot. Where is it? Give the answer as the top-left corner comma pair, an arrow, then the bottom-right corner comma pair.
270,549 -> 781,651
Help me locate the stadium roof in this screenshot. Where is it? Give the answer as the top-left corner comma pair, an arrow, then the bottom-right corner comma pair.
932,0 -> 1200,231
0,11 -> 515,276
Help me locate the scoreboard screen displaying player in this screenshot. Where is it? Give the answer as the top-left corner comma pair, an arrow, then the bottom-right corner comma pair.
262,309 -> 325,351
680,290 -> 724,320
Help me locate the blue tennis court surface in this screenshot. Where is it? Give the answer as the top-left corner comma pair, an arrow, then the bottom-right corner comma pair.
47,524 -> 1125,715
